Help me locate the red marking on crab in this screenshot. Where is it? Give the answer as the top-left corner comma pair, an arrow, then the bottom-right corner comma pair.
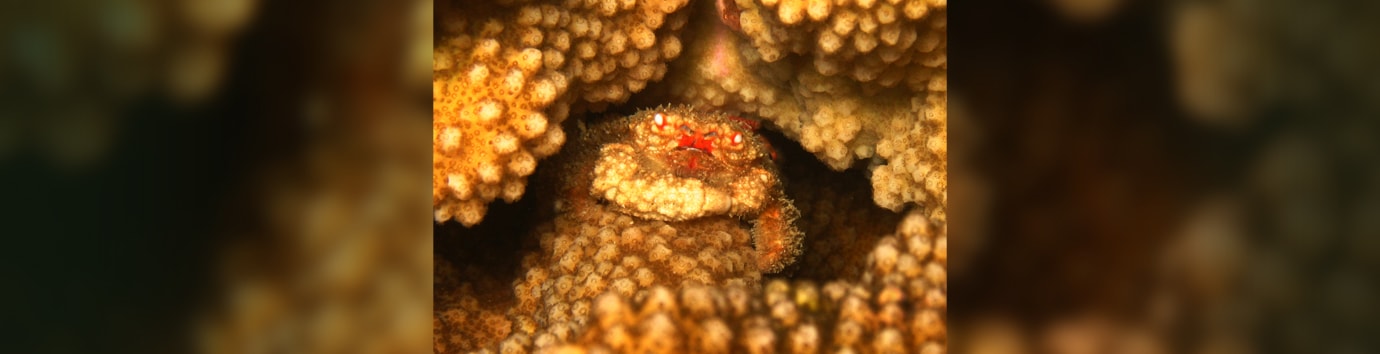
725,114 -> 780,162
676,124 -> 722,155
692,133 -> 717,151
678,134 -> 694,148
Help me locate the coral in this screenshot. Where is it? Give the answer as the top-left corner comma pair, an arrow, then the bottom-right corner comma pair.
434,256 -> 516,352
433,1 -> 949,352
557,208 -> 947,353
4,0 -> 257,167
731,0 -> 946,90
784,154 -> 906,280
637,0 -> 948,217
433,103 -> 948,352
203,99 -> 434,354
433,0 -> 694,226
434,178 -> 944,353
198,3 -> 433,353
870,91 -> 947,221
503,202 -> 764,351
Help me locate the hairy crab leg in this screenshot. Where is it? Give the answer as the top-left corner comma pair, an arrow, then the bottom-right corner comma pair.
752,193 -> 804,273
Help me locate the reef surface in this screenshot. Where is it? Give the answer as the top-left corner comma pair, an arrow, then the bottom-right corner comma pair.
434,0 -> 948,352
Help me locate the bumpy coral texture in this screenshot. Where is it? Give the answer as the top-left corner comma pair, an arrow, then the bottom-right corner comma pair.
499,208 -> 946,353
785,158 -> 906,280
433,0 -> 692,226
433,101 -> 947,352
502,202 -> 765,352
433,0 -> 948,352
639,0 -> 948,219
433,204 -> 943,353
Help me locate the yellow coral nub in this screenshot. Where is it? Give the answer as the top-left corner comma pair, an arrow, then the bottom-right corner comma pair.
474,39 -> 501,61
516,48 -> 544,73
502,179 -> 525,202
880,24 -> 902,45
859,13 -> 879,33
818,31 -> 844,54
519,27 -> 545,47
457,199 -> 486,226
476,161 -> 503,184
476,100 -> 503,122
904,0 -> 930,19
447,173 -> 472,200
466,64 -> 490,82
661,36 -> 682,59
832,10 -> 858,35
853,32 -> 878,52
513,111 -> 547,139
807,0 -> 832,21
630,26 -> 656,49
491,133 -> 519,154
606,32 -> 629,55
438,127 -> 462,152
502,69 -> 527,94
778,0 -> 805,25
877,3 -> 898,24
517,6 -> 542,26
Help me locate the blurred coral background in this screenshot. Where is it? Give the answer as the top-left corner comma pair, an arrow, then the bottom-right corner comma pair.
5,0 -> 433,353
950,0 -> 1378,353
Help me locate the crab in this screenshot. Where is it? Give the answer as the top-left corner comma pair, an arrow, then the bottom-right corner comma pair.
558,105 -> 803,273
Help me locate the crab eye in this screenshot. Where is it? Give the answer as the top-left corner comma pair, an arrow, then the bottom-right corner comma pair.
731,132 -> 743,145
653,113 -> 665,127
680,124 -> 692,133
703,131 -> 718,138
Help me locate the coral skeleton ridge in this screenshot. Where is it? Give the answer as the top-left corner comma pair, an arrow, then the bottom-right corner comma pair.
436,207 -> 947,353
648,0 -> 948,218
434,0 -> 947,225
433,0 -> 694,226
434,0 -> 948,352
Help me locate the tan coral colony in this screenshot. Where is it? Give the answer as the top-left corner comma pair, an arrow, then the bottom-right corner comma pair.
434,0 -> 694,226
435,0 -> 948,353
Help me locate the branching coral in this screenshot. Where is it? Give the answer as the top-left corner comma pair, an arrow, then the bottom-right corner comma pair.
785,155 -> 906,280
433,0 -> 693,226
4,0 -> 257,167
550,208 -> 948,353
502,202 -> 764,351
731,0 -> 947,91
434,256 -> 515,352
434,203 -> 945,353
637,0 -> 948,218
433,1 -> 948,352
433,101 -> 947,352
